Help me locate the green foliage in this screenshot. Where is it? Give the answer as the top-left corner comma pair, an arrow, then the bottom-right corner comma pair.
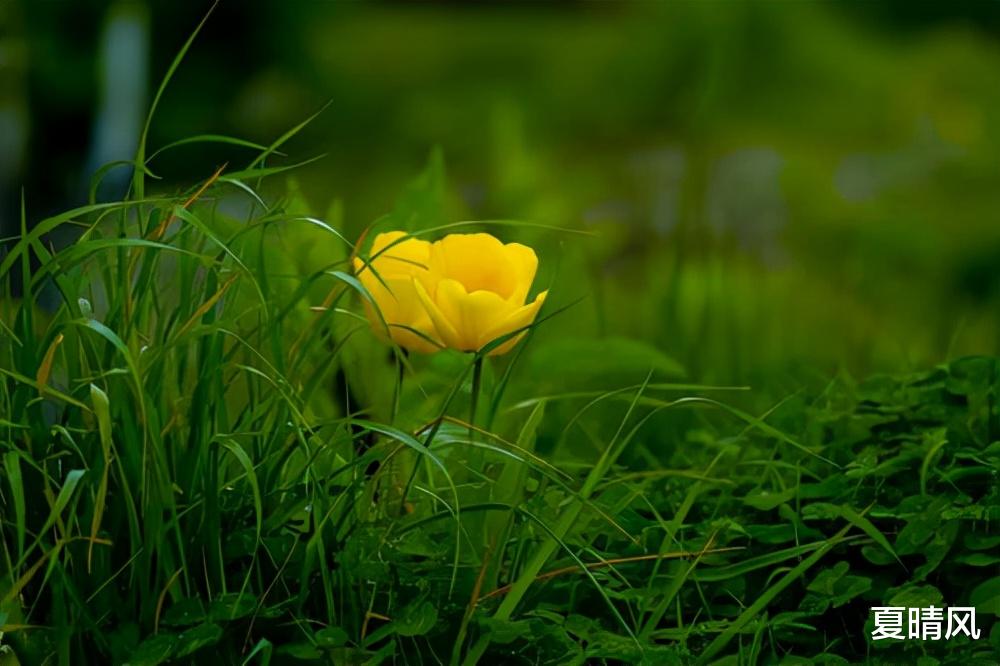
2,11 -> 999,660
1,142 -> 997,663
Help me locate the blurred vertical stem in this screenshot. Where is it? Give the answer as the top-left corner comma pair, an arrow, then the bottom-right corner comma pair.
391,351 -> 405,423
470,355 -> 484,431
468,354 -> 487,486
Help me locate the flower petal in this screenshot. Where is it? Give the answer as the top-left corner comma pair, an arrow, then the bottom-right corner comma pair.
371,231 -> 431,269
429,233 -> 517,299
352,230 -> 443,353
387,320 -> 441,354
502,242 -> 539,305
482,290 -> 547,356
357,231 -> 432,280
414,279 -> 463,351
428,278 -> 518,351
361,274 -> 441,353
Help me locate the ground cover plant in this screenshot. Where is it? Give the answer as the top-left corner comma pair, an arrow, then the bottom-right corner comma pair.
3,7 -> 1000,666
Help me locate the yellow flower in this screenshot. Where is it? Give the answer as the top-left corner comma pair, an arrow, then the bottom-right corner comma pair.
355,231 -> 547,356
353,231 -> 442,353
414,233 -> 547,356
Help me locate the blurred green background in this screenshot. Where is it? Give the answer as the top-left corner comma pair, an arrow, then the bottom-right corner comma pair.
4,0 -> 1000,389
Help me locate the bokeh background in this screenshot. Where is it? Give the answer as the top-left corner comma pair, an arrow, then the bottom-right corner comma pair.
4,0 -> 1000,390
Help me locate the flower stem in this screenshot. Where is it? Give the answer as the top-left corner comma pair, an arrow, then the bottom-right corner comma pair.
470,354 -> 484,431
468,354 -> 485,478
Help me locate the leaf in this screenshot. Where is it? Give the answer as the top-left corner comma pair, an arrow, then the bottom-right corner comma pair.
174,623 -> 224,658
583,630 -> 684,665
88,384 -> 114,571
478,617 -> 536,645
746,523 -> 819,544
953,553 -> 1000,567
124,633 -> 176,666
208,593 -> 257,622
860,545 -> 895,566
394,600 -> 437,637
964,532 -> 1000,551
160,598 -> 207,627
276,643 -> 323,660
831,576 -> 872,608
970,577 -> 1000,616
894,504 -> 943,556
242,638 -> 273,666
35,332 -> 64,390
217,439 -> 263,543
887,584 -> 943,608
913,520 -> 959,580
3,453 -> 26,558
695,540 -> 833,582
37,469 -> 86,542
743,487 -> 797,511
314,626 -> 349,648
807,562 -> 850,595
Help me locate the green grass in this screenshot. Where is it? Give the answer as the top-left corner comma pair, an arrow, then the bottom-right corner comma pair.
2,16 -> 1000,666
2,139 -> 999,665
